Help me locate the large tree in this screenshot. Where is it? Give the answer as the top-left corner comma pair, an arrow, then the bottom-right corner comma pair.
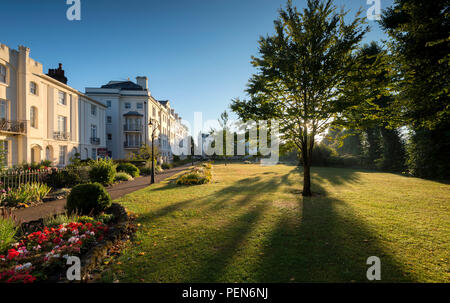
231,0 -> 367,196
380,0 -> 450,178
336,42 -> 406,171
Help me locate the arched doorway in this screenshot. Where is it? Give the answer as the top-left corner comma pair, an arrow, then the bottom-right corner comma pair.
30,145 -> 42,164
45,145 -> 54,163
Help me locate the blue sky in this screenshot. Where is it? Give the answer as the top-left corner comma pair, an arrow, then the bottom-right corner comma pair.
2,0 -> 393,124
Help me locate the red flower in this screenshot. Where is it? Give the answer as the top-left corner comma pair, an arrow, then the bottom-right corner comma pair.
7,249 -> 20,260
23,275 -> 36,283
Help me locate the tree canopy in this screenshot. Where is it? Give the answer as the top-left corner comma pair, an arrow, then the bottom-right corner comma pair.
231,0 -> 368,195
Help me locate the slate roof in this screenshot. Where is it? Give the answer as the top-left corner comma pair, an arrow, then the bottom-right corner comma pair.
101,81 -> 144,91
123,111 -> 144,117
158,100 -> 169,106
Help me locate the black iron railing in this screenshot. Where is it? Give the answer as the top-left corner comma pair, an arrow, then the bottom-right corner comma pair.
124,124 -> 143,131
90,137 -> 101,145
0,119 -> 27,135
53,131 -> 70,141
123,142 -> 141,148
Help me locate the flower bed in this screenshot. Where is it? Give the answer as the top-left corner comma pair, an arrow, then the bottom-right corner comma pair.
176,163 -> 212,185
0,183 -> 51,209
0,203 -> 137,283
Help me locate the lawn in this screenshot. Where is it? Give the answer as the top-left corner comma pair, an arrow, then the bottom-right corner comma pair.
101,163 -> 450,282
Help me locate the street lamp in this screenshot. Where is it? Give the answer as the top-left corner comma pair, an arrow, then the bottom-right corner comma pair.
149,118 -> 160,184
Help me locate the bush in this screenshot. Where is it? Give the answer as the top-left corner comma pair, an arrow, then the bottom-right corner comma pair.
116,163 -> 140,177
202,162 -> 212,169
46,168 -> 83,189
176,165 -> 212,185
1,187 -> 33,207
97,213 -> 114,224
0,218 -> 17,254
114,172 -> 133,182
43,212 -> 80,227
88,159 -> 116,186
140,165 -> 163,175
161,163 -> 172,170
21,183 -> 51,202
76,215 -> 97,224
66,183 -> 112,215
310,144 -> 338,166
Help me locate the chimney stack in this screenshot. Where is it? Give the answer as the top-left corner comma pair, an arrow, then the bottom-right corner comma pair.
47,63 -> 68,84
136,76 -> 148,90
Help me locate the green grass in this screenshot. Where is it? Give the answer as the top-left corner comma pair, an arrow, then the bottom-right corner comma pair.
102,164 -> 450,282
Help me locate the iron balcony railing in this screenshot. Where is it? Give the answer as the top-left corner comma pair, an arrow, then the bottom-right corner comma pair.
123,124 -> 143,131
53,131 -> 70,141
90,137 -> 101,145
0,119 -> 27,135
124,141 -> 141,148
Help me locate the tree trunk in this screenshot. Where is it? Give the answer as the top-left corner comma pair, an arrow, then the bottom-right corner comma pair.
302,143 -> 312,197
302,162 -> 312,196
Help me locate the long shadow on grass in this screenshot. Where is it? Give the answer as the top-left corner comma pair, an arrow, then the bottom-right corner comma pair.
138,173 -> 289,223
252,180 -> 415,282
127,165 -> 414,282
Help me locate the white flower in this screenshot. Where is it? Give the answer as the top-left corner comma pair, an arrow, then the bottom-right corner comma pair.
68,236 -> 79,244
15,262 -> 32,272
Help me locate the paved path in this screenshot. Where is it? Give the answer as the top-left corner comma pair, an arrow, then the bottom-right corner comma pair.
12,164 -> 193,223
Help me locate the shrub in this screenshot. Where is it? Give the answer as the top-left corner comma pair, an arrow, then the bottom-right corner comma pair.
97,213 -> 114,224
88,159 -> 116,186
202,162 -> 212,169
43,212 -> 80,227
114,172 -> 133,182
140,165 -> 163,176
40,160 -> 53,167
21,183 -> 51,202
1,186 -> 33,207
139,167 -> 151,176
116,163 -> 140,177
176,165 -> 212,185
0,217 -> 17,254
173,155 -> 180,162
46,169 -> 82,188
161,163 -> 172,170
76,215 -> 96,224
66,183 -> 112,215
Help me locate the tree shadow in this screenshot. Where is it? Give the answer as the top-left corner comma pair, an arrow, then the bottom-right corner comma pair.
120,164 -> 415,282
252,181 -> 415,282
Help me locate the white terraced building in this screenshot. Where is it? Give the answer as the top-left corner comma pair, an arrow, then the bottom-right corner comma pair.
85,78 -> 188,162
0,42 -> 107,167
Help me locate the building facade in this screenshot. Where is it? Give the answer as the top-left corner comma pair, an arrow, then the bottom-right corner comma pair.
0,43 -> 106,167
85,78 -> 187,162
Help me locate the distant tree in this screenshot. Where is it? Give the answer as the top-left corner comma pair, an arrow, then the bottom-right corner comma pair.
209,110 -> 234,165
132,144 -> 160,161
231,0 -> 367,196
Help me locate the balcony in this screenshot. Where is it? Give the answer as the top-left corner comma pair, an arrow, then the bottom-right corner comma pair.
124,124 -> 143,132
90,137 -> 101,145
0,119 -> 27,135
124,141 -> 141,149
53,131 -> 70,141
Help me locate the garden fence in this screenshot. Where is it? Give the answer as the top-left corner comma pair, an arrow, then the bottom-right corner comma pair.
0,169 -> 53,189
